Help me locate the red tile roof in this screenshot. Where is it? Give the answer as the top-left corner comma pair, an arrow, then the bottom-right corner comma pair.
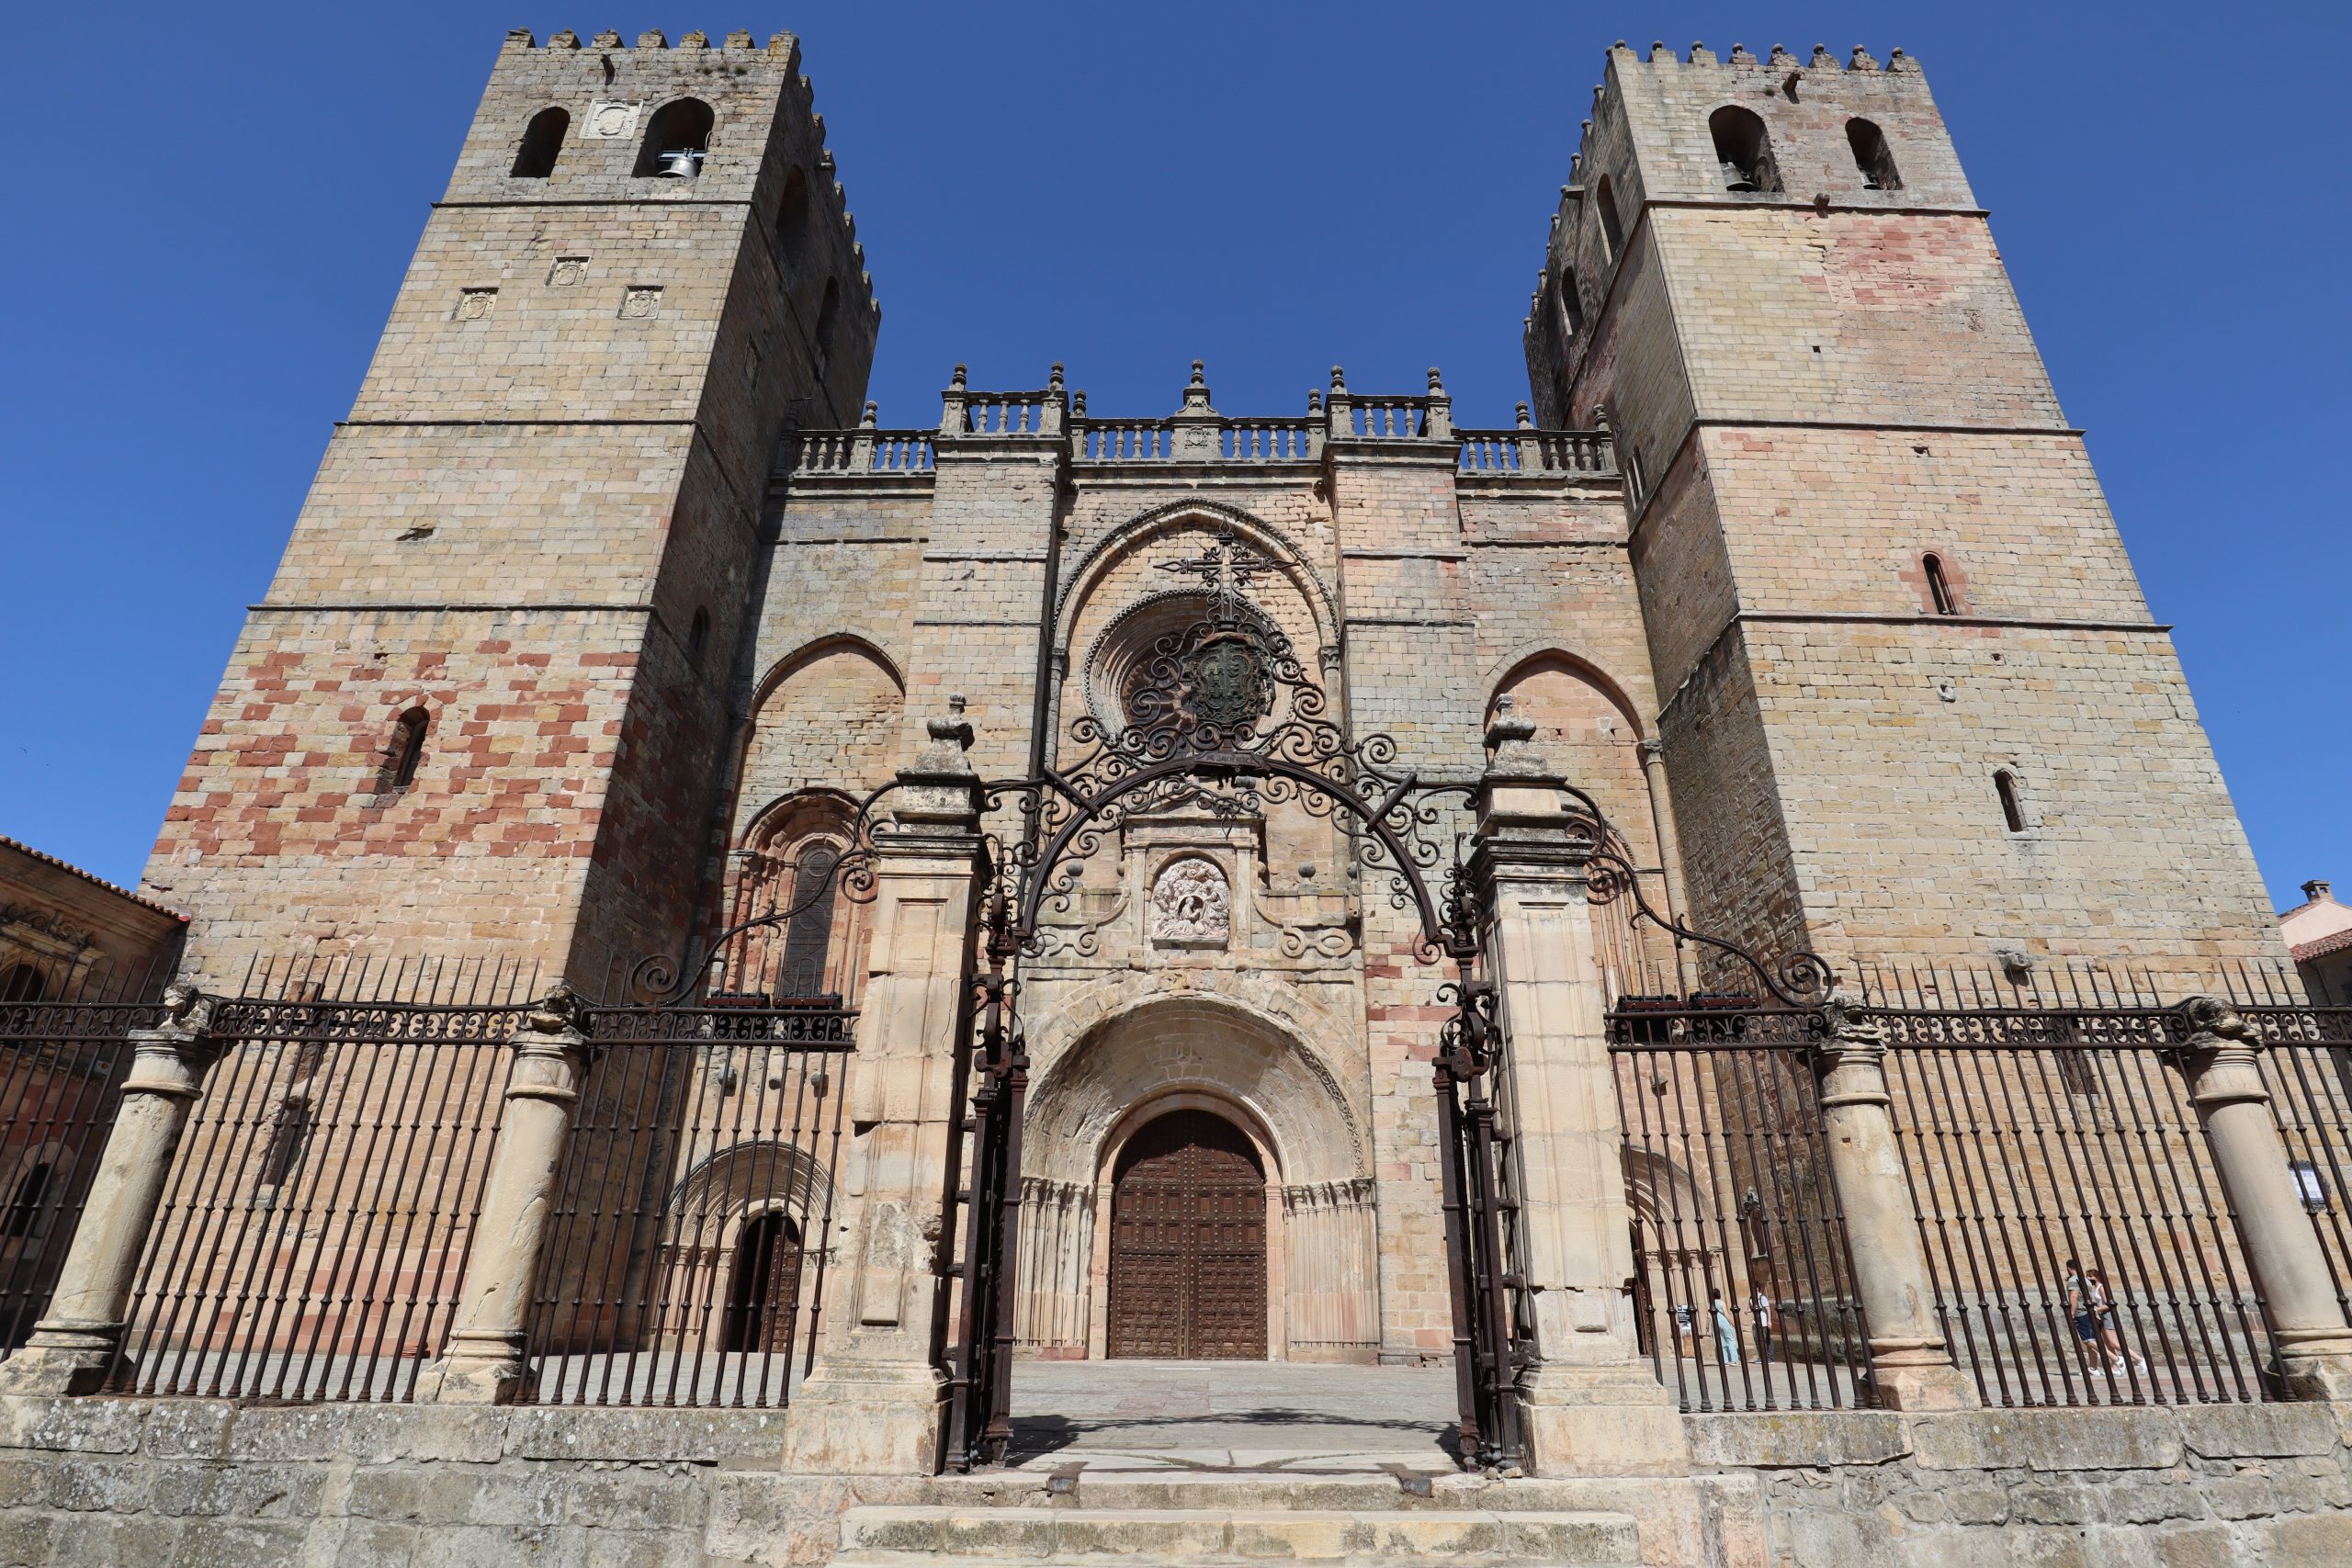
0,835 -> 187,921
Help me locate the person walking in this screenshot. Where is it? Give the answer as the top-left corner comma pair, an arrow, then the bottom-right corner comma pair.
2064,1258 -> 2101,1369
1751,1283 -> 1776,1369
1673,1300 -> 1695,1356
2087,1268 -> 2147,1376
1710,1288 -> 1740,1365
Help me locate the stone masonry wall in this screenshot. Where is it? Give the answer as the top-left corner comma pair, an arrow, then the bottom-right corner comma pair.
6,1396 -> 2351,1566
1692,1404 -> 2352,1567
143,29 -> 879,985
1545,43 -> 2291,982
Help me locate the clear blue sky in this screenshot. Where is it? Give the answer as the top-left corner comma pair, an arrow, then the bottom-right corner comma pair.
4,2 -> 2344,914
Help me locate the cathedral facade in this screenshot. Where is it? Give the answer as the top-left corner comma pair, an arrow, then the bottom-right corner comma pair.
132,30 -> 2291,1367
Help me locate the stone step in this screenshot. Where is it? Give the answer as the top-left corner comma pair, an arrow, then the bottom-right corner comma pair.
835,1505 -> 1639,1565
948,1472 -> 1421,1514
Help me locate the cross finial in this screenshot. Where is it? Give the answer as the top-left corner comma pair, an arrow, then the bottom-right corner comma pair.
1156,529 -> 1273,623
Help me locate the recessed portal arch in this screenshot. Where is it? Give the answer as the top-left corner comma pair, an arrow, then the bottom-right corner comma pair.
1014,994 -> 1378,1363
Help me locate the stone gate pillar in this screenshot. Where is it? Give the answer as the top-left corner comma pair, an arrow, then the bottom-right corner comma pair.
1468,714 -> 1686,1475
2176,997 -> 2352,1399
0,985 -> 219,1396
1811,991 -> 1977,1409
785,703 -> 988,1473
416,983 -> 594,1404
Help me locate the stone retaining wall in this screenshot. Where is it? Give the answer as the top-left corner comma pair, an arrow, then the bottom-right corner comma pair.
1691,1404 -> 2352,1565
4,1395 -> 2351,1566
0,1396 -> 924,1568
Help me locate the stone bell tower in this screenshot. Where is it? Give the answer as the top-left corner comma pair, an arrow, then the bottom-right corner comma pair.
141,28 -> 878,986
1527,40 -> 2285,985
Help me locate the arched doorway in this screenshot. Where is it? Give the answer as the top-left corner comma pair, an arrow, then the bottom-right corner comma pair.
1106,1108 -> 1267,1359
720,1212 -> 802,1354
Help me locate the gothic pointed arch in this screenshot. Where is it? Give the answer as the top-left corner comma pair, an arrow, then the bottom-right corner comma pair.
1486,645 -> 1646,739
732,636 -> 905,849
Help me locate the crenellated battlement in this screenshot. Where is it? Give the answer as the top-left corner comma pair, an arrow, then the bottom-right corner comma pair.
503,27 -> 793,55
1602,38 -> 1921,73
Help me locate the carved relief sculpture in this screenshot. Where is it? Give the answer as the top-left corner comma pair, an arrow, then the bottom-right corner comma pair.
1148,858 -> 1230,948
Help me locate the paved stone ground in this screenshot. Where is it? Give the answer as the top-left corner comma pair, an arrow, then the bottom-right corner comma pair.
1004,1359 -> 1462,1469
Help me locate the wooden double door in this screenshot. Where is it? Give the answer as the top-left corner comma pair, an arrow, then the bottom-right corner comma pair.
1105,1109 -> 1268,1359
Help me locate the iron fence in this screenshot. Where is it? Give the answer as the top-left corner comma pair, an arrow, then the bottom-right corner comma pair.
518,998 -> 854,1407
1610,1005 -> 1877,1412
2246,1007 -> 2352,1325
1876,1008 -> 2277,1407
0,962 -> 170,1357
107,992 -> 527,1401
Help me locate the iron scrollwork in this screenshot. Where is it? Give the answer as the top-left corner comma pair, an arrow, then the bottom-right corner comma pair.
944,562 -> 1489,1472
1562,779 -> 1833,1010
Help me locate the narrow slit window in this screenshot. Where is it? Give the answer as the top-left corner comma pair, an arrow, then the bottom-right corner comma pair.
512,107 -> 569,178
1556,266 -> 1585,337
774,165 -> 811,265
1924,553 -> 1957,615
1846,118 -> 1902,191
814,278 -> 842,372
688,607 -> 711,670
1994,769 -> 2027,833
3,1161 -> 51,1238
379,708 -> 429,793
1595,175 -> 1625,261
261,1100 -> 312,1188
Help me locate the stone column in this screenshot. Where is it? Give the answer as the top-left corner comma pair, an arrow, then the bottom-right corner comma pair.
1635,738 -> 1693,995
2177,997 -> 2352,1399
415,983 -> 594,1404
1469,715 -> 1686,1475
785,705 -> 987,1473
0,985 -> 219,1396
1811,991 -> 1977,1409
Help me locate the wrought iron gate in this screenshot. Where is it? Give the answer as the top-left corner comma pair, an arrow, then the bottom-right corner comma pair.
1433,977 -> 1522,1468
925,546 -> 1536,1472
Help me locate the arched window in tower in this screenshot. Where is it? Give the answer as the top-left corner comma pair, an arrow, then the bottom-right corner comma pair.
512,107 -> 569,178
378,708 -> 429,794
774,164 -> 811,266
1923,553 -> 1958,615
1846,118 -> 1902,191
1710,107 -> 1781,193
814,277 -> 841,373
1594,175 -> 1625,261
1556,265 -> 1585,338
636,97 -> 714,177
1994,769 -> 2028,834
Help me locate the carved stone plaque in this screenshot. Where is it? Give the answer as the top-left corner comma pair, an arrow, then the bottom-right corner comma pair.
582,99 -> 643,140
1149,857 -> 1230,948
548,256 -> 589,288
619,287 -> 662,319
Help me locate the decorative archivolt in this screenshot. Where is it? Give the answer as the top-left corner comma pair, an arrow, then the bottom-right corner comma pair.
1052,500 -> 1340,668
1020,983 -> 1368,1190
661,1137 -> 836,1244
